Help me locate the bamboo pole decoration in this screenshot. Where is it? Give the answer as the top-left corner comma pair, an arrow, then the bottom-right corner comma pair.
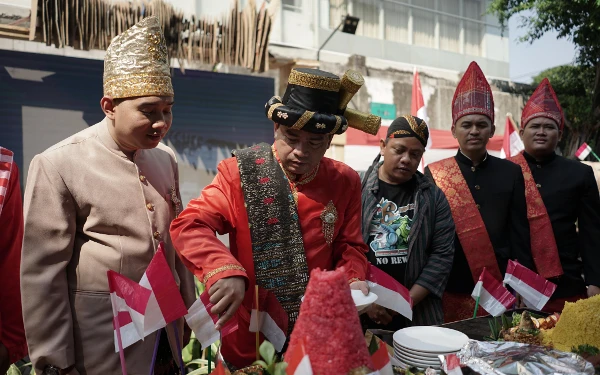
31,0 -> 279,72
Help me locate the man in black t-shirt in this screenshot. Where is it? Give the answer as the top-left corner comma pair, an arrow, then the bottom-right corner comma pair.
360,115 -> 456,329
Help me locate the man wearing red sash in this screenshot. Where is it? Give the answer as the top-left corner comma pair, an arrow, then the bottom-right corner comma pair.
0,147 -> 28,373
171,68 -> 381,369
425,61 -> 534,322
509,78 -> 600,312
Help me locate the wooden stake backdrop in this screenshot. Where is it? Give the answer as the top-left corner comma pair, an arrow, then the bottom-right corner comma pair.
30,0 -> 280,73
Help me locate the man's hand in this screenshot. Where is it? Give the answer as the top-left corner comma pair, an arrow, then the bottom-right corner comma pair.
350,280 -> 369,296
587,285 -> 600,298
209,276 -> 246,330
367,304 -> 393,325
0,342 -> 9,375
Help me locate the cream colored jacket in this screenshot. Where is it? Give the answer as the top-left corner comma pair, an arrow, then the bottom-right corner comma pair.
21,119 -> 196,375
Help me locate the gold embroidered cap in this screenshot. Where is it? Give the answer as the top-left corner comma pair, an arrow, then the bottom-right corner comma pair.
265,68 -> 380,136
103,16 -> 174,99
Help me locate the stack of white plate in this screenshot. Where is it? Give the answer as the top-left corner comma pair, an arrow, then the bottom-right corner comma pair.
393,327 -> 469,373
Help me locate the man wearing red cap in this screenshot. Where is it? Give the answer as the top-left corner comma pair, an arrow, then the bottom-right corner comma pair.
425,62 -> 534,322
509,78 -> 600,311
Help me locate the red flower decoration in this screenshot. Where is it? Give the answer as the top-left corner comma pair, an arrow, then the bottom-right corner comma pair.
263,197 -> 275,205
259,177 -> 270,184
267,217 -> 279,225
255,158 -> 266,165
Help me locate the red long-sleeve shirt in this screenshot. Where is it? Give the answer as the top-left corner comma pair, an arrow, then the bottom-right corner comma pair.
171,154 -> 368,368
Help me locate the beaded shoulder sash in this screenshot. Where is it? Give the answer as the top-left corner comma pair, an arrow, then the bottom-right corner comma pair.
233,143 -> 309,331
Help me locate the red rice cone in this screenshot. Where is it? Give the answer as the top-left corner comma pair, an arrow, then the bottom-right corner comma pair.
285,268 -> 374,374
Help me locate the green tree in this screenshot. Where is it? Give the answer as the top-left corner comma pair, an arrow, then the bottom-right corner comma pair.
488,0 -> 600,156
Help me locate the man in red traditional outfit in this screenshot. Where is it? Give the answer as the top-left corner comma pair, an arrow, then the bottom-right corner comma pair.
171,68 -> 381,369
0,147 -> 28,374
509,78 -> 600,312
425,61 -> 534,322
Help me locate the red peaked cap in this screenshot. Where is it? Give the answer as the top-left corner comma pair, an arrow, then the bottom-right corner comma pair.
521,78 -> 564,130
452,61 -> 494,124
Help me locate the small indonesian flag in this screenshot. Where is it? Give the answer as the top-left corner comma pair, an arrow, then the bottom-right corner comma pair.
371,342 -> 393,375
500,116 -> 524,159
366,264 -> 413,320
211,360 -> 231,375
185,291 -> 239,349
114,243 -> 189,352
575,142 -> 592,160
108,271 -> 152,341
471,267 -> 516,316
286,338 -> 313,375
249,287 -> 289,352
0,147 -> 14,218
504,260 -> 557,310
443,354 -> 462,375
412,67 -> 431,173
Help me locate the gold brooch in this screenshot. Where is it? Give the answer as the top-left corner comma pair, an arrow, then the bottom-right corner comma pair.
320,201 -> 338,245
316,123 -> 326,129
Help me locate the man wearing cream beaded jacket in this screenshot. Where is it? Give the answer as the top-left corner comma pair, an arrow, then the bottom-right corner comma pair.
21,17 -> 195,375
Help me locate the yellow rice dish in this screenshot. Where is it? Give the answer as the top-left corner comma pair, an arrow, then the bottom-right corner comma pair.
542,294 -> 600,352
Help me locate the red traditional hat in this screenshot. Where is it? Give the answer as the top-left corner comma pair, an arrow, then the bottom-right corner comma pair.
521,78 -> 564,130
452,61 -> 494,124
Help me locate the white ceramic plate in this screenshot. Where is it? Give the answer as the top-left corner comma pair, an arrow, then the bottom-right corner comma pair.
394,349 -> 443,365
351,290 -> 378,310
393,343 -> 459,358
395,352 -> 442,367
393,326 -> 468,353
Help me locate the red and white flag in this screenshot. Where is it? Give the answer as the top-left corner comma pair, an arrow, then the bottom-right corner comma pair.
185,291 -> 238,349
471,268 -> 516,316
503,260 -> 557,310
0,147 -> 14,218
114,243 -> 189,351
249,287 -> 289,352
286,339 -> 313,375
371,342 -> 393,375
211,360 -> 230,375
412,67 -> 431,173
443,354 -> 462,375
366,264 -> 413,320
575,142 -> 592,160
500,116 -> 524,159
108,271 -> 152,342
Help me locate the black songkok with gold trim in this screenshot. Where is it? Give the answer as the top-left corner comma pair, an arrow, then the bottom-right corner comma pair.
387,115 -> 429,147
265,68 -> 381,135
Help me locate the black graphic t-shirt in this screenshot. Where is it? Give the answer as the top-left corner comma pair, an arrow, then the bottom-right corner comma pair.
365,178 -> 416,331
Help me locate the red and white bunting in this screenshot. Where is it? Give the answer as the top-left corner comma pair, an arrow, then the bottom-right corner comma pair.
0,147 -> 14,218
108,271 -> 152,351
500,116 -> 524,159
185,291 -> 238,349
575,142 -> 592,160
471,267 -> 516,316
286,338 -> 313,375
443,354 -> 462,375
112,243 -> 189,352
366,264 -> 413,320
371,342 -> 393,375
249,287 -> 289,351
504,260 -> 557,310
